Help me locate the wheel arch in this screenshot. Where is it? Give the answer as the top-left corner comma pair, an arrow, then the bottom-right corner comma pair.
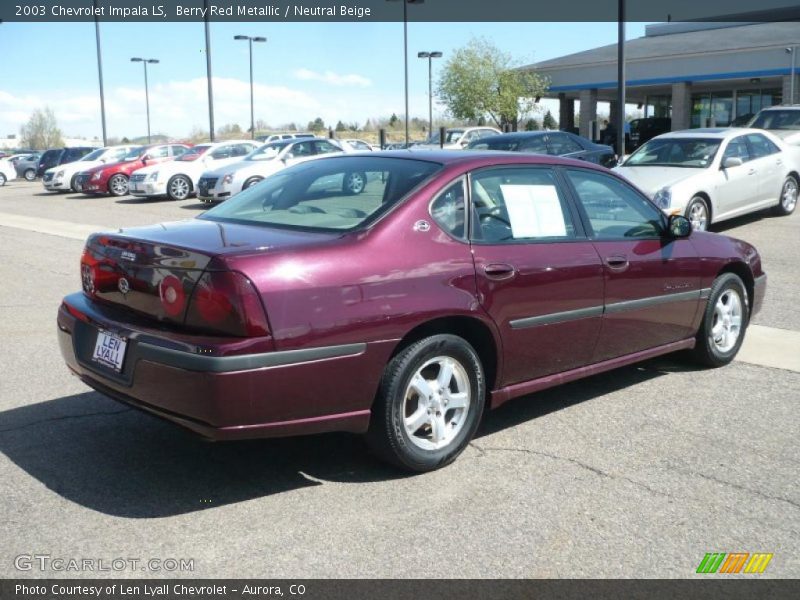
716,260 -> 754,313
690,191 -> 713,223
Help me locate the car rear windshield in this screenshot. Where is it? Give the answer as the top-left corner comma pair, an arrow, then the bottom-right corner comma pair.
81,148 -> 106,161
177,145 -> 212,161
750,110 -> 800,130
623,138 -> 721,168
200,156 -> 442,232
428,130 -> 464,144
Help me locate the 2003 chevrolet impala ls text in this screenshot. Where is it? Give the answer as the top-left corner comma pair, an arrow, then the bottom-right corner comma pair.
58,152 -> 766,471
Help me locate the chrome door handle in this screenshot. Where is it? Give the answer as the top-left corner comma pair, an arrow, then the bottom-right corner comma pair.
605,255 -> 629,270
483,263 -> 516,280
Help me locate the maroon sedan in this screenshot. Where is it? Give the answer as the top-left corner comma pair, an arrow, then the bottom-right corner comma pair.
58,152 -> 766,471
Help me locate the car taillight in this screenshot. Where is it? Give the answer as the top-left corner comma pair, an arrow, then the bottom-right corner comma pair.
185,270 -> 270,337
80,247 -> 117,295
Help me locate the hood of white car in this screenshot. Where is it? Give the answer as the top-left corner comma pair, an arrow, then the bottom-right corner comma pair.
50,160 -> 105,176
767,130 -> 800,145
613,166 -> 706,198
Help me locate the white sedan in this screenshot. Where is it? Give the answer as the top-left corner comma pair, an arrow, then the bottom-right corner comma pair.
197,137 -> 354,203
129,140 -> 259,200
43,145 -> 137,192
0,159 -> 16,186
613,128 -> 798,230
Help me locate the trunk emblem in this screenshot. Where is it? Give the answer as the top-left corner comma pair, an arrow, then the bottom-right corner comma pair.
118,277 -> 131,295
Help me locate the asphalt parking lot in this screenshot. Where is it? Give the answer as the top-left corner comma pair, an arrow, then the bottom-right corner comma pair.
0,179 -> 798,578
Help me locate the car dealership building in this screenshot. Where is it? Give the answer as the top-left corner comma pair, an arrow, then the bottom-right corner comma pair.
526,20 -> 800,138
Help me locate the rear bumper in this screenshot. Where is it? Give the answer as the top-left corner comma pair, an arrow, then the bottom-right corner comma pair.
57,293 -> 393,440
752,273 -> 767,318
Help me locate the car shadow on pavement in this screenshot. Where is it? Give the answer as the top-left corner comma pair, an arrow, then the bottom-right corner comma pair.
180,202 -> 210,210
708,208 -> 777,233
0,356 -> 688,519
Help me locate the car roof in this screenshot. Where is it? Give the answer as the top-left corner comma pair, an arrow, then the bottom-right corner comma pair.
654,128 -> 765,140
358,149 -> 607,171
760,105 -> 800,111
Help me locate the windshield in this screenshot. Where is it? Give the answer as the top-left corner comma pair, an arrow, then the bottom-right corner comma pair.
245,143 -> 284,161
177,144 -> 212,161
81,148 -> 106,161
123,146 -> 145,160
623,138 -> 721,168
750,110 -> 800,131
428,130 -> 464,144
201,156 -> 442,232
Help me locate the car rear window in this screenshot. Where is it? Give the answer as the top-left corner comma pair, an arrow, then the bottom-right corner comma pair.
200,156 -> 442,232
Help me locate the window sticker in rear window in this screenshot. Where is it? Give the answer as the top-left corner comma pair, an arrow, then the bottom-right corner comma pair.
500,184 -> 567,239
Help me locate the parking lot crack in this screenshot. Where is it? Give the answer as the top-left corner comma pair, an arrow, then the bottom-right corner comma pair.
0,408 -> 132,435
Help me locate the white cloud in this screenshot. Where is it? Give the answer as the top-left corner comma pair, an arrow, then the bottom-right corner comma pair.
292,68 -> 372,88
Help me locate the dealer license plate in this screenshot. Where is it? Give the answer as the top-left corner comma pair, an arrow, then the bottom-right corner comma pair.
92,330 -> 127,372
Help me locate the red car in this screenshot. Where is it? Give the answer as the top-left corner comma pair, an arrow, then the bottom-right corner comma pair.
58,152 -> 766,471
75,143 -> 190,196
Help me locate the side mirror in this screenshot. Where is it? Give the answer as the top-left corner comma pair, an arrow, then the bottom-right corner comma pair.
668,214 -> 692,238
722,156 -> 743,169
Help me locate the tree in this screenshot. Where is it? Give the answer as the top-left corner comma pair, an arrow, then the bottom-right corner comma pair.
389,113 -> 399,128
307,117 -> 326,132
542,110 -> 558,130
525,118 -> 540,131
436,37 -> 548,131
217,123 -> 242,139
335,120 -> 347,132
19,107 -> 63,150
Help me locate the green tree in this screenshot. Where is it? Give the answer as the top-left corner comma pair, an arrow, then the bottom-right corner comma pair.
19,107 -> 63,150
335,120 -> 347,132
525,118 -> 540,131
437,37 -> 548,131
307,117 -> 326,132
217,123 -> 243,139
542,110 -> 558,130
389,113 -> 399,128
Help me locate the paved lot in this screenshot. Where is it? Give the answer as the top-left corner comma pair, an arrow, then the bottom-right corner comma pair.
0,180 -> 798,578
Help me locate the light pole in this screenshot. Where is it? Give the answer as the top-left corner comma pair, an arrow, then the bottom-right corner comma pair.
387,0 -> 424,147
93,0 -> 107,146
130,57 -> 159,143
787,46 -> 797,105
204,0 -> 215,141
417,51 -> 442,140
234,35 -> 267,140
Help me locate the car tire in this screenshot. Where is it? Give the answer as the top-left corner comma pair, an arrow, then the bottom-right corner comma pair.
773,175 -> 798,216
70,174 -> 80,193
366,334 -> 485,472
108,174 -> 129,197
243,177 -> 262,190
343,171 -> 366,195
167,175 -> 192,201
24,169 -> 36,181
691,273 -> 748,368
685,196 -> 710,231
0,173 -> 6,186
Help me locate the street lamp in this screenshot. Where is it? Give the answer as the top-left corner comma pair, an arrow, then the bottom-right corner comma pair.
93,0 -> 107,146
786,46 -> 797,105
417,51 -> 442,141
387,0 -> 424,147
234,35 -> 267,140
130,57 -> 159,143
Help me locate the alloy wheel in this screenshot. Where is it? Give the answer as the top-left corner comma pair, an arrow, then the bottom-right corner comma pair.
709,289 -> 743,354
109,175 -> 128,196
782,178 -> 798,213
169,176 -> 191,200
688,198 -> 708,231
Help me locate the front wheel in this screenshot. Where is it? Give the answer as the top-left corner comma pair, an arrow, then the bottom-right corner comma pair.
242,176 -> 263,191
108,174 -> 129,196
0,173 -> 6,186
167,175 -> 192,201
70,174 -> 80,192
366,334 -> 485,472
686,196 -> 710,231
343,172 -> 367,195
691,273 -> 748,367
24,169 -> 36,181
773,175 -> 798,216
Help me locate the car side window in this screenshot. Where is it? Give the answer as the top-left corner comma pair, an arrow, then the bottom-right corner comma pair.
210,146 -> 232,159
313,140 -> 341,155
231,144 -> 252,157
147,146 -> 169,159
171,145 -> 187,157
470,167 -> 576,244
291,142 -> 313,157
722,137 -> 750,162
430,178 -> 466,239
547,133 -> 583,155
566,169 -> 663,239
745,134 -> 779,159
518,136 -> 549,154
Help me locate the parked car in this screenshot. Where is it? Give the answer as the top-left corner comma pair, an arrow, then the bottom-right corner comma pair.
416,127 -> 502,150
0,158 -> 16,185
613,128 -> 798,230
467,131 -> 617,167
342,138 -> 377,152
59,151 -> 766,472
197,137 -> 350,203
12,153 -> 41,181
255,132 -> 315,143
75,144 -> 190,196
36,147 -> 94,178
129,140 -> 259,201
43,145 -> 137,193
628,117 -> 671,151
747,105 -> 800,146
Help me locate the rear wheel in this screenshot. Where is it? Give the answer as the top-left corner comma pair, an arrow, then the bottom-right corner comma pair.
366,334 -> 485,472
24,169 -> 36,181
70,174 -> 79,192
0,173 -> 6,186
686,196 -> 710,231
167,175 -> 192,201
773,175 -> 798,216
691,273 -> 748,367
343,171 -> 367,195
108,174 -> 129,196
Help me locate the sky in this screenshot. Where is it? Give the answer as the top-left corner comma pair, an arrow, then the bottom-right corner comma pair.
0,21 -> 648,141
